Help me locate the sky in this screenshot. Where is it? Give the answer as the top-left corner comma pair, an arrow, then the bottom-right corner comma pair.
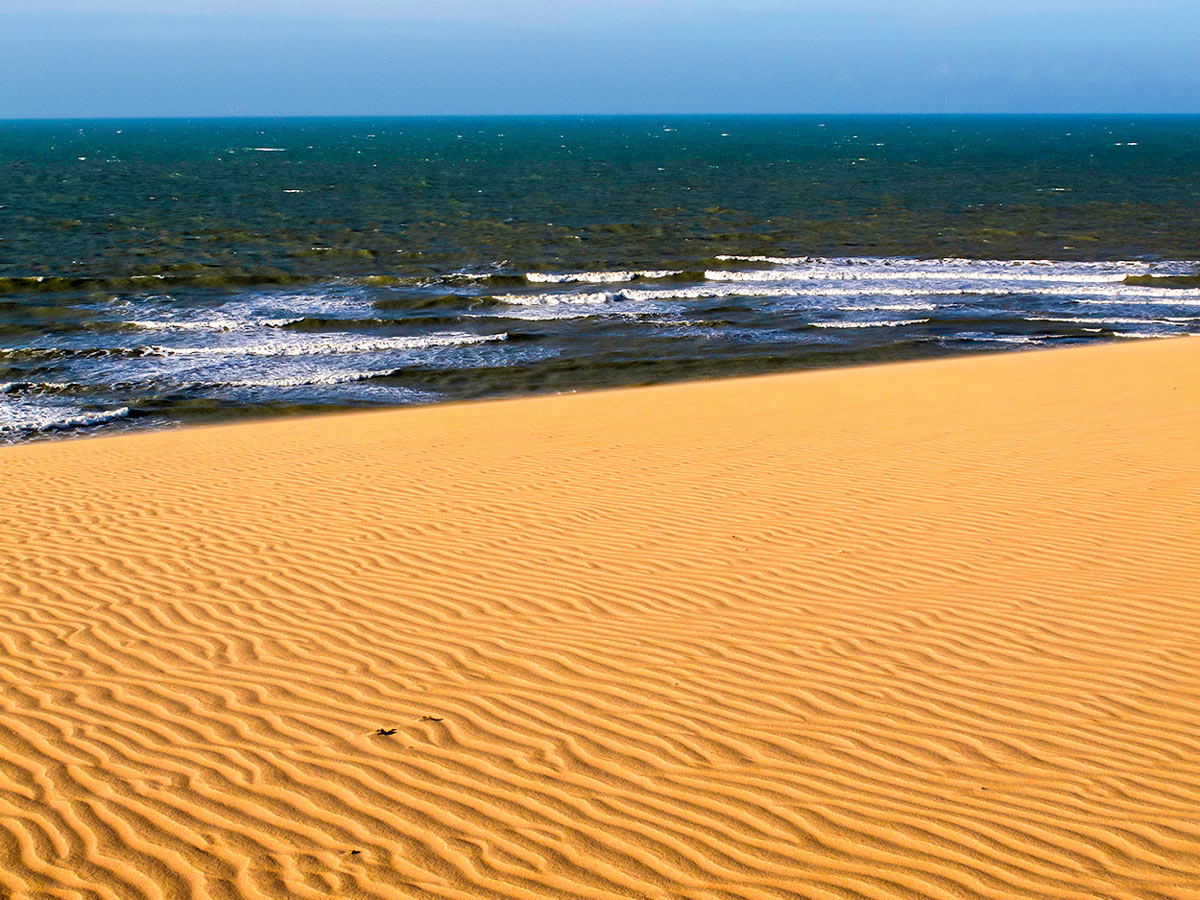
2,0 -> 1199,117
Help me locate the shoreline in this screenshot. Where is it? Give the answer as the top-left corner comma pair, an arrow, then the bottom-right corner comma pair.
5,333 -> 1194,449
2,336 -> 1199,899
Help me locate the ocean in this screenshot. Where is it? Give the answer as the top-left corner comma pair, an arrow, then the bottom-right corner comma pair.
2,115 -> 1198,441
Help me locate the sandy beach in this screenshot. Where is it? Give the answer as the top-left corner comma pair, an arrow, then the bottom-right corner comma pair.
1,336 -> 1198,900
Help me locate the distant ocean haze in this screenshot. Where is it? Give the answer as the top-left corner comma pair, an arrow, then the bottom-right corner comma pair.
1,116 -> 1198,440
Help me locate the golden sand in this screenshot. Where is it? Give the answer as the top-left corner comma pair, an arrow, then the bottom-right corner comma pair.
2,337 -> 1198,900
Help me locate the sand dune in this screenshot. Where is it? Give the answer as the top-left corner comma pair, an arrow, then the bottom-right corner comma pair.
2,337 -> 1199,900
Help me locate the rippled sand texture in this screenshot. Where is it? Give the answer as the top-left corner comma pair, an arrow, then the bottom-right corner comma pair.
2,337 -> 1199,900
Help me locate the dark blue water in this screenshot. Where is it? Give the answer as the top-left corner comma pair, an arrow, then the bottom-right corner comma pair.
2,116 -> 1198,440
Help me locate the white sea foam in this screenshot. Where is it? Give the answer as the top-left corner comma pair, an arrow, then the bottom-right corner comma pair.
1074,296 -> 1200,306
495,263 -> 1200,307
441,272 -> 496,282
811,318 -> 930,329
0,404 -> 130,436
129,319 -> 241,332
218,367 -> 406,388
836,303 -> 937,312
951,334 -> 1047,345
129,316 -> 305,332
493,290 -> 618,306
0,380 -> 83,394
483,257 -> 1200,310
714,254 -> 810,265
704,267 -> 1130,285
525,270 -> 679,284
143,331 -> 506,358
1026,285 -> 1200,299
483,305 -> 653,322
496,284 -> 967,306
711,256 -> 1195,273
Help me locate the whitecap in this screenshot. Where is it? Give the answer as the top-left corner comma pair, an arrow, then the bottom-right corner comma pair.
811,318 -> 930,329
525,270 -> 679,284
128,319 -> 242,332
836,303 -> 937,312
949,334 -> 1047,345
714,254 -> 810,265
0,404 -> 130,437
216,367 -> 408,388
142,331 -> 507,358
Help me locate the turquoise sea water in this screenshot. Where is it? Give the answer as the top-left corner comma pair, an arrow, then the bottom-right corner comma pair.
2,116 -> 1198,440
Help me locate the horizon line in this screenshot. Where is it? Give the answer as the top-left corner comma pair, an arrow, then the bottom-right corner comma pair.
5,111 -> 1200,123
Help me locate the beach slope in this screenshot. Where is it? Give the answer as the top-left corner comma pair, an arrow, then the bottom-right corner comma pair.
2,338 -> 1198,900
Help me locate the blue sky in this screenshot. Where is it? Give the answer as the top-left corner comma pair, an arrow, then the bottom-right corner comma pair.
3,0 -> 1199,117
